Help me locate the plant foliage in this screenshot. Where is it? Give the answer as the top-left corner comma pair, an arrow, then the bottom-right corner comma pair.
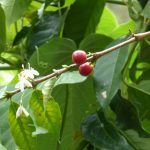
0,0 -> 150,150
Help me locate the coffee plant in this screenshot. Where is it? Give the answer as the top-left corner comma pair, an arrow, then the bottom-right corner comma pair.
0,0 -> 150,150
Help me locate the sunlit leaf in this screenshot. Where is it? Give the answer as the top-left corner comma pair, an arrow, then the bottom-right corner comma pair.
111,20 -> 135,39
96,7 -> 118,36
0,0 -> 31,25
8,101 -> 36,150
0,144 -> 7,150
30,90 -> 61,138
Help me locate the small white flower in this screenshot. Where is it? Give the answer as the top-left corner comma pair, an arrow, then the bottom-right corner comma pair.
21,68 -> 39,79
16,105 -> 29,118
15,77 -> 32,92
21,64 -> 39,80
15,64 -> 39,92
16,106 -> 22,118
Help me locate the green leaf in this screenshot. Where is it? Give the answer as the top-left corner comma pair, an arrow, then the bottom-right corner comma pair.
142,119 -> 150,134
0,4 -> 6,52
32,127 -> 48,136
96,7 -> 118,36
75,140 -> 90,150
127,84 -> 150,126
142,0 -> 150,19
55,71 -> 87,86
41,77 -> 57,101
12,89 -> 33,106
128,0 -> 142,21
36,133 -> 57,150
27,12 -> 64,53
63,0 -> 106,45
138,0 -> 148,8
125,129 -> 150,150
8,101 -> 36,150
0,0 -> 31,25
13,26 -> 31,46
45,0 -> 76,11
81,112 -> 133,150
0,144 -> 7,150
136,80 -> 150,93
33,127 -> 58,150
45,0 -> 53,8
126,40 -> 150,90
110,92 -> 146,134
63,0 -> 76,7
94,36 -> 129,108
29,37 -> 76,75
0,101 -> 16,150
52,77 -> 98,149
0,86 -> 7,100
29,90 -> 61,138
79,34 -> 113,52
111,20 -> 135,39
128,85 -> 150,115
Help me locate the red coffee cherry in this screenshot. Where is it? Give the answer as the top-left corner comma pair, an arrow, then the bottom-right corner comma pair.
72,50 -> 87,65
79,62 -> 93,76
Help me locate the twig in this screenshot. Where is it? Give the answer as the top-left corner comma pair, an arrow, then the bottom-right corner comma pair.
4,31 -> 150,99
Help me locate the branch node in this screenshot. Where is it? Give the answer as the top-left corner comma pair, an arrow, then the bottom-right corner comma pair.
128,30 -> 144,41
92,52 -> 102,61
133,34 -> 142,41
53,69 -> 61,76
5,91 -> 13,100
31,80 -> 37,88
